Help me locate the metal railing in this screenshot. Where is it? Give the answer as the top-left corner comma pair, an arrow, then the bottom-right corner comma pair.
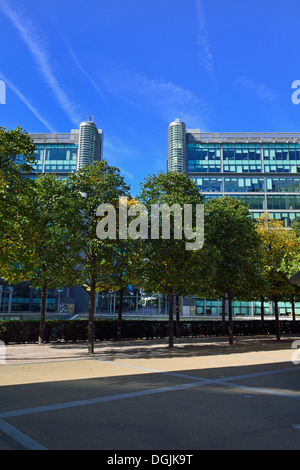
187,131 -> 300,143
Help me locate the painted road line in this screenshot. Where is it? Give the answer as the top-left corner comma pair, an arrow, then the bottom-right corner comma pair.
0,418 -> 47,450
215,366 -> 297,383
95,359 -> 211,382
0,365 -> 298,422
220,381 -> 300,400
0,381 -> 203,419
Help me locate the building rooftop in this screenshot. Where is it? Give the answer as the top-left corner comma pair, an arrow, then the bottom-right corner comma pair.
186,131 -> 300,144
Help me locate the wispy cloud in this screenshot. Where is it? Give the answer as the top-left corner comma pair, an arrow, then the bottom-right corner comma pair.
98,60 -> 210,129
236,77 -> 278,105
195,0 -> 217,87
103,136 -> 142,181
0,70 -> 56,132
67,46 -> 108,104
0,0 -> 81,126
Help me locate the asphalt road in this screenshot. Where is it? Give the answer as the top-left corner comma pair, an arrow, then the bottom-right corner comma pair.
1,336 -> 300,452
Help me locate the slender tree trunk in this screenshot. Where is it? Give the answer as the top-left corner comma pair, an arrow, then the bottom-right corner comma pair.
274,296 -> 280,341
117,287 -> 124,341
168,286 -> 174,348
228,289 -> 233,345
260,296 -> 265,332
291,295 -> 296,329
175,293 -> 181,338
38,283 -> 47,345
222,295 -> 226,336
88,277 -> 96,354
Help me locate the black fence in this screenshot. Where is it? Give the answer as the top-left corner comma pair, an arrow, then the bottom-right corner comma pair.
1,319 -> 300,344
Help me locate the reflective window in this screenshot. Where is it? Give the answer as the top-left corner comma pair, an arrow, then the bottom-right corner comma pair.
191,177 -> 223,192
223,144 -> 261,173
224,177 -> 265,192
263,144 -> 300,173
188,144 -> 221,172
266,177 -> 300,192
229,194 -> 265,210
267,195 -> 300,210
32,143 -> 78,173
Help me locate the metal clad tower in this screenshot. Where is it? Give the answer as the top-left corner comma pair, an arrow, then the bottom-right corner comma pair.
77,119 -> 102,169
167,118 -> 186,173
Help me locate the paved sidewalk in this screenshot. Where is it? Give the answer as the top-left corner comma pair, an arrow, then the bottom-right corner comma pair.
1,335 -> 300,451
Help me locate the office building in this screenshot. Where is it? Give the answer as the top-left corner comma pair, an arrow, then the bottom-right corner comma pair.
168,118 -> 300,316
28,119 -> 103,178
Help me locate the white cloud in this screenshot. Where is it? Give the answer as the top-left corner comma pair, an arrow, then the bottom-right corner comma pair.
98,60 -> 210,129
0,0 -> 81,126
66,45 -> 108,104
195,0 -> 217,87
0,70 -> 56,132
236,77 -> 278,105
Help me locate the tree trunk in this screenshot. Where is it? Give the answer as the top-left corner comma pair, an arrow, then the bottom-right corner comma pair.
260,296 -> 265,332
117,287 -> 124,341
228,290 -> 233,345
274,296 -> 280,341
88,278 -> 96,354
175,293 -> 181,338
38,283 -> 47,345
168,286 -> 174,348
222,295 -> 226,336
291,295 -> 296,330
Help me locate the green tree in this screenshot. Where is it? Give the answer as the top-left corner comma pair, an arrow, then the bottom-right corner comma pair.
0,126 -> 36,262
137,171 -> 205,348
0,126 -> 36,175
204,197 -> 263,345
255,214 -> 300,341
66,160 -> 131,354
94,236 -> 141,341
0,173 -> 79,343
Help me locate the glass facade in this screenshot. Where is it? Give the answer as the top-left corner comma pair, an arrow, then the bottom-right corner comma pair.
224,177 -> 265,192
187,143 -> 221,172
192,177 -> 223,192
188,138 -> 300,227
33,143 -> 78,174
185,129 -> 300,316
28,123 -> 102,178
263,143 -> 300,173
194,298 -> 300,317
266,177 -> 300,192
223,143 -> 262,173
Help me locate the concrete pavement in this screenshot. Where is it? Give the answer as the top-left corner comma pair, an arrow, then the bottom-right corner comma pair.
1,336 -> 300,451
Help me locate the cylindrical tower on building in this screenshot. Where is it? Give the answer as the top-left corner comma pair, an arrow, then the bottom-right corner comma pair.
77,120 -> 101,169
167,118 -> 186,173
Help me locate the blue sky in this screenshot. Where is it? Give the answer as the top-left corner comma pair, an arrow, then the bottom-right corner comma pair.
0,0 -> 300,196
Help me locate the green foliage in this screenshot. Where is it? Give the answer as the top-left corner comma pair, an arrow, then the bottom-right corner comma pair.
256,214 -> 300,300
203,197 -> 264,343
204,197 -> 263,299
64,160 -> 132,352
137,171 -> 205,294
0,126 -> 36,175
0,127 -> 36,263
137,171 -> 206,347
